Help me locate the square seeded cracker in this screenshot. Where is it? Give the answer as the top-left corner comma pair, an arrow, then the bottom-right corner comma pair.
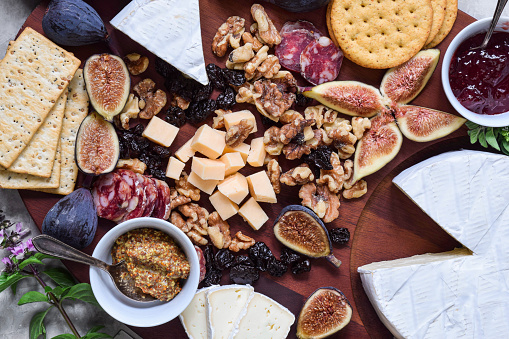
39,69 -> 89,195
7,91 -> 67,177
0,27 -> 80,168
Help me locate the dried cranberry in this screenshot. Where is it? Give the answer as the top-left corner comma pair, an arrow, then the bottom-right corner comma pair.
291,259 -> 311,274
230,264 -> 259,285
215,249 -> 235,270
329,227 -> 350,245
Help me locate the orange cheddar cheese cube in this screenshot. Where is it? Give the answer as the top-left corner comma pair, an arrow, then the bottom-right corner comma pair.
223,110 -> 257,133
220,152 -> 245,176
187,171 -> 218,195
217,172 -> 249,205
166,156 -> 185,180
209,190 -> 239,220
174,138 -> 196,163
191,157 -> 225,180
238,197 -> 269,230
191,124 -> 225,159
223,142 -> 250,162
246,171 -> 277,203
142,116 -> 179,147
247,137 -> 266,167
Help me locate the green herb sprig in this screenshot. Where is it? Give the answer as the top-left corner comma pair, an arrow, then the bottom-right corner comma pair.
466,121 -> 509,155
0,212 -> 111,339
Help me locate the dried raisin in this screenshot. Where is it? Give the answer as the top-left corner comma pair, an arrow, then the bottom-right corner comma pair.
216,87 -> 236,110
329,228 -> 350,245
165,106 -> 187,127
215,249 -> 235,270
280,247 -> 302,266
230,264 -> 259,285
266,257 -> 288,277
248,242 -> 275,272
291,259 -> 311,274
222,68 -> 246,86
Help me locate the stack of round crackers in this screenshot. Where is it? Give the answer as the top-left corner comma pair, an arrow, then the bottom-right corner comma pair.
326,0 -> 458,69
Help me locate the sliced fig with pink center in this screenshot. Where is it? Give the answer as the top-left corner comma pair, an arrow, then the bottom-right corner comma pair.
351,111 -> 403,183
395,105 -> 466,142
380,49 -> 440,105
303,81 -> 387,117
296,287 -> 352,339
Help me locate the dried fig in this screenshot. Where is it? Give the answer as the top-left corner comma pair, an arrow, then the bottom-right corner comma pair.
351,111 -> 403,183
303,81 -> 387,117
395,105 -> 466,142
296,287 -> 352,339
380,49 -> 440,105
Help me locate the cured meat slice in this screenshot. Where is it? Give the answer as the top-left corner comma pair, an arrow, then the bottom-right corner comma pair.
151,178 -> 172,220
195,245 -> 206,283
120,171 -> 147,222
92,171 -> 133,222
280,20 -> 323,39
300,36 -> 343,85
141,176 -> 158,217
275,29 -> 315,72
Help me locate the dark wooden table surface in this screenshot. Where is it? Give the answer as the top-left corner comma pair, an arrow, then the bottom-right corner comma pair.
18,1 -> 477,337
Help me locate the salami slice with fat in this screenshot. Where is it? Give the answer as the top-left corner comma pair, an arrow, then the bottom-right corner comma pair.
280,20 -> 323,39
120,172 -> 147,222
300,36 -> 343,85
92,171 -> 133,222
275,29 -> 316,72
151,178 -> 172,220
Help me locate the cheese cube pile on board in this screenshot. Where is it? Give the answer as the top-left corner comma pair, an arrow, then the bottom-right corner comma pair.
179,285 -> 294,339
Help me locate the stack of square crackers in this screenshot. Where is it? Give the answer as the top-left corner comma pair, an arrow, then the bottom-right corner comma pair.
326,0 -> 458,69
0,28 -> 89,195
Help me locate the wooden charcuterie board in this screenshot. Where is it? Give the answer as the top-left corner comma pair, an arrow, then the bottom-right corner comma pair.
17,0 -> 477,337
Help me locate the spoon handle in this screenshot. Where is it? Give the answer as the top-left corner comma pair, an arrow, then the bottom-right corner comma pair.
32,234 -> 109,271
481,0 -> 509,48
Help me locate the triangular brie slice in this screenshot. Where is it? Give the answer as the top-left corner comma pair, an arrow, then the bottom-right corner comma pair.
111,0 -> 209,85
359,150 -> 509,338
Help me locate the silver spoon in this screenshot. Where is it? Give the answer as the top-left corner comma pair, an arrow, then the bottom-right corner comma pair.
32,234 -> 156,302
471,0 -> 509,50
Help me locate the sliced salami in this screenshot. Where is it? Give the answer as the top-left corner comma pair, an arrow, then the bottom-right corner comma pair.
275,29 -> 316,72
280,20 -> 323,39
141,176 -> 158,217
92,171 -> 133,222
120,171 -> 147,222
300,36 -> 343,85
151,178 -> 172,220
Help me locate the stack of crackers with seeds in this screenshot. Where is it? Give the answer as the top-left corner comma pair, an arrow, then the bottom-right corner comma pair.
327,0 -> 458,69
0,27 -> 89,195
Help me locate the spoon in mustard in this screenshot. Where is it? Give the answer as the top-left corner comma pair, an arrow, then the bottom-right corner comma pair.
470,0 -> 509,51
32,234 -> 156,302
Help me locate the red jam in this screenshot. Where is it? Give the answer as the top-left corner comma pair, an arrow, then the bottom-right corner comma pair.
449,31 -> 509,115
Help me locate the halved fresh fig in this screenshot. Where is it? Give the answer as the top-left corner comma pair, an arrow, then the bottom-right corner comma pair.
296,287 -> 352,339
395,105 -> 466,142
75,112 -> 119,175
274,205 -> 341,268
351,111 -> 403,183
303,81 -> 387,117
84,54 -> 130,121
380,49 -> 440,105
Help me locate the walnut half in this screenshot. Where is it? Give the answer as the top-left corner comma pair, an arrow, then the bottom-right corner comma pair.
299,183 -> 340,223
225,119 -> 254,147
133,78 -> 167,119
250,4 -> 281,46
208,211 -> 232,249
212,16 -> 245,57
229,231 -> 255,252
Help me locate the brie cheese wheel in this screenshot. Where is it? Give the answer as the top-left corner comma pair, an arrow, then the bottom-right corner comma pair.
358,150 -> 509,338
110,0 -> 208,85
179,286 -> 216,339
233,292 -> 295,339
206,285 -> 254,339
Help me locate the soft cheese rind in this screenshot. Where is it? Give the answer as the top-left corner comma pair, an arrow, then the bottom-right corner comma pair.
233,292 -> 295,339
179,286 -> 217,339
206,284 -> 254,339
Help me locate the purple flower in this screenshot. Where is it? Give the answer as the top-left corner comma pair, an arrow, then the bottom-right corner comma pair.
10,243 -> 25,257
0,229 -> 4,242
1,256 -> 11,266
25,239 -> 35,252
15,222 -> 22,233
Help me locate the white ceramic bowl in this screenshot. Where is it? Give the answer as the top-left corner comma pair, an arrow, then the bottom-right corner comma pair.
90,217 -> 199,327
442,17 -> 509,127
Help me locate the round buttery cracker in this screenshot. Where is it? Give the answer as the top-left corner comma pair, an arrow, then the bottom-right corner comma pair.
326,1 -> 339,46
329,0 -> 433,69
425,0 -> 458,48
425,0 -> 447,46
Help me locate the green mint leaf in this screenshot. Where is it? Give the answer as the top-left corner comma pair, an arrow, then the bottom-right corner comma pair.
468,128 -> 480,144
18,291 -> 49,305
501,139 -> 509,155
11,281 -> 19,294
0,272 -> 26,293
44,286 -> 52,294
51,334 -> 76,339
486,128 -> 501,151
33,253 -> 58,261
19,256 -> 44,270
42,267 -> 76,288
62,283 -> 99,308
465,120 -> 479,130
51,286 -> 65,299
478,131 -> 488,148
29,306 -> 53,339
86,326 -> 104,334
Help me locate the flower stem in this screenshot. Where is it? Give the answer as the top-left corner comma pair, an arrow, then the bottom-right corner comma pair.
28,264 -> 81,338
